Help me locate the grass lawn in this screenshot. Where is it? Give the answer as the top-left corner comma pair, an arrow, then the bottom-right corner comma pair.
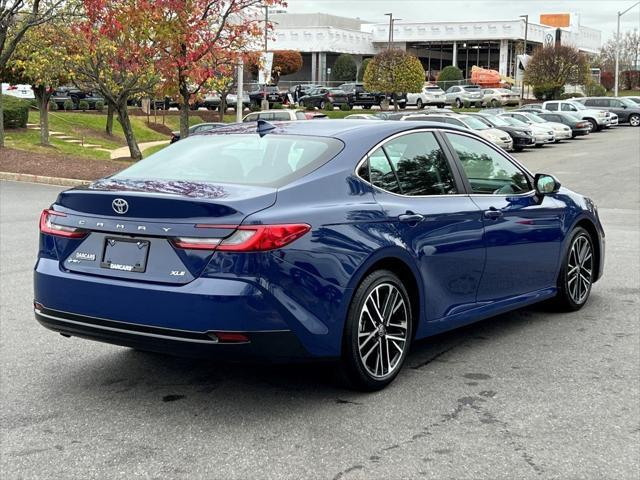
608,89 -> 640,97
4,128 -> 113,160
143,143 -> 169,157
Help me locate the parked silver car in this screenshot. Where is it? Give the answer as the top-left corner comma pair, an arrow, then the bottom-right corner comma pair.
482,88 -> 520,107
444,85 -> 484,108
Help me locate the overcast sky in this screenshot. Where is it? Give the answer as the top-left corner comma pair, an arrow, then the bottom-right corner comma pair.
285,0 -> 640,41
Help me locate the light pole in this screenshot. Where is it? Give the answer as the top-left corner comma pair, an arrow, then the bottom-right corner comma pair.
385,13 -> 393,49
262,5 -> 269,111
615,2 -> 640,97
519,14 -> 528,103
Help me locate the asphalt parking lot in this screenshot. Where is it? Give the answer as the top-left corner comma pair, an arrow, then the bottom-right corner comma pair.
1,125 -> 639,479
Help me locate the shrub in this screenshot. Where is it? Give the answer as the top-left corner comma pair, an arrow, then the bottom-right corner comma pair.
78,100 -> 89,111
584,82 -> 606,97
331,54 -> 357,82
600,71 -> 614,91
621,70 -> 640,90
48,99 -> 58,111
323,101 -> 334,111
63,99 -> 74,111
340,103 -> 352,111
437,65 -> 463,90
560,92 -> 585,100
305,105 -> 316,111
2,95 -> 29,128
95,100 -> 105,112
271,102 -> 283,109
357,58 -> 372,82
533,84 -> 564,100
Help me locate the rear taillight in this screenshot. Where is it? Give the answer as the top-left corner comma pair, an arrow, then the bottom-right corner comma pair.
172,224 -> 310,252
39,209 -> 87,238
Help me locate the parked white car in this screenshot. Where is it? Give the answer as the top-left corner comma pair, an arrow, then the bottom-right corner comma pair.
402,112 -> 513,150
500,111 -> 571,142
499,113 -> 555,146
406,85 -> 446,109
444,85 -> 484,107
1,83 -> 35,100
542,100 -> 610,131
482,88 -> 520,107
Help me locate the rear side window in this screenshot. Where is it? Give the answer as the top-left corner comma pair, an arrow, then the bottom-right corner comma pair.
272,112 -> 291,121
113,134 -> 343,187
369,148 -> 401,194
561,103 -> 576,112
384,132 -> 458,195
546,103 -> 559,111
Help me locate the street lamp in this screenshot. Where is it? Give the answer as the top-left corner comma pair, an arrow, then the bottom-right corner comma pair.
615,2 -> 640,97
385,13 -> 393,49
519,14 -> 528,103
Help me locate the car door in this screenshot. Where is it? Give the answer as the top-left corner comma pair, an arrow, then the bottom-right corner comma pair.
442,131 -> 565,301
607,98 -> 629,122
358,130 -> 486,332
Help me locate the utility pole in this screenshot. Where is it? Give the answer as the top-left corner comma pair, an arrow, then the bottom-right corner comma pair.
519,14 -> 528,103
615,2 -> 640,97
236,57 -> 244,123
385,13 -> 393,49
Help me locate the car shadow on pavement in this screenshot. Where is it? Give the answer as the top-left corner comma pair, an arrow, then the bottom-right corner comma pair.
44,293 -> 604,412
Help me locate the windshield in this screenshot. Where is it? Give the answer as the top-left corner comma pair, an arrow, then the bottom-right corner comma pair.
462,116 -> 489,130
523,113 -> 546,123
620,98 -> 637,107
500,116 -> 527,127
112,134 -> 343,187
483,114 -> 510,127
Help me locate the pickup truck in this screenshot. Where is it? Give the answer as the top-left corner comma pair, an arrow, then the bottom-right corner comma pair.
542,100 -> 610,131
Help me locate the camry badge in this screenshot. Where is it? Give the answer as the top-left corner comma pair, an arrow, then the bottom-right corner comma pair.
112,198 -> 129,215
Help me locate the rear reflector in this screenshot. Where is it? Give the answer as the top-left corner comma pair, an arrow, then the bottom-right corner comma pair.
39,209 -> 87,238
213,332 -> 250,343
172,224 -> 310,252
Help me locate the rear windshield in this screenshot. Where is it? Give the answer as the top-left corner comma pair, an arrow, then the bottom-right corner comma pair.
463,85 -> 481,91
112,134 -> 344,187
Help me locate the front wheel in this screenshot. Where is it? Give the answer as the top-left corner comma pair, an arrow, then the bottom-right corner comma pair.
587,118 -> 599,132
629,114 -> 640,127
416,99 -> 423,109
340,270 -> 413,391
319,100 -> 326,109
455,98 -> 463,108
552,227 -> 595,311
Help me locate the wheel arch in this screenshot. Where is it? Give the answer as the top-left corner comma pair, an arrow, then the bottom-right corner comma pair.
345,249 -> 424,342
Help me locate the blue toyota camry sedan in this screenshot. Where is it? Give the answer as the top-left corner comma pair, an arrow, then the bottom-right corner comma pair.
34,120 -> 604,390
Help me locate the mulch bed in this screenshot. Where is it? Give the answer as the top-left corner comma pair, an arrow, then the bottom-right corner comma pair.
0,147 -> 132,181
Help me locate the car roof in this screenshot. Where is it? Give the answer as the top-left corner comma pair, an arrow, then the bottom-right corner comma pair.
203,119 -> 472,142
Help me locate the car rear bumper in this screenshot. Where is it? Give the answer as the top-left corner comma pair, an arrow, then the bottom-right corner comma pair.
33,258 -> 332,359
534,133 -> 555,144
35,305 -> 309,360
572,127 -> 590,136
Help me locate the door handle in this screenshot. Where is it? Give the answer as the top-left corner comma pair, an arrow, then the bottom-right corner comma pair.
398,213 -> 424,223
484,208 -> 503,220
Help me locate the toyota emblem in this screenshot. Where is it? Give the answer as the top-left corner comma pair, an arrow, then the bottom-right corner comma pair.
112,198 -> 129,214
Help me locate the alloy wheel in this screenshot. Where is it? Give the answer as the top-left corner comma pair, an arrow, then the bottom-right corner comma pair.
357,283 -> 409,379
629,114 -> 640,127
566,234 -> 593,305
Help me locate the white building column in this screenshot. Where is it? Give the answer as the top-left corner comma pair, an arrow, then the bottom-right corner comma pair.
319,52 -> 327,83
452,41 -> 458,68
311,52 -> 317,82
499,39 -> 509,76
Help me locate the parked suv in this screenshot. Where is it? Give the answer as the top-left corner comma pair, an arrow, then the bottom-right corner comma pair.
445,85 -> 483,107
574,97 -> 640,127
542,100 -> 610,131
339,83 -> 385,109
406,84 -> 446,109
248,86 -> 287,108
298,87 -> 349,109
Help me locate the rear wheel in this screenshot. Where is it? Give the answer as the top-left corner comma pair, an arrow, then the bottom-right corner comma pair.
416,98 -> 423,109
629,114 -> 640,127
455,98 -> 463,108
319,100 -> 326,109
340,270 -> 413,391
552,227 -> 595,311
490,98 -> 499,107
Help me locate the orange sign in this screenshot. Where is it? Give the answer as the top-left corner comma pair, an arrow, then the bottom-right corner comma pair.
540,14 -> 570,28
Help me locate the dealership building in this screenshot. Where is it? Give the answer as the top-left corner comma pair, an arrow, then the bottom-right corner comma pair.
269,13 -> 602,83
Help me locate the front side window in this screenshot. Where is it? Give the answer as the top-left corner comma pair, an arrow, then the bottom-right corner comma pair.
382,132 -> 458,196
446,133 -> 530,195
561,103 -> 576,112
546,102 -> 559,111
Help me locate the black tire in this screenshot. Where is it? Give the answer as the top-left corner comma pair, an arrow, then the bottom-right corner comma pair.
340,270 -> 413,391
535,143 -> 544,148
399,103 -> 406,110
416,99 -> 423,109
319,100 -> 326,109
629,113 -> 640,127
490,99 -> 499,107
514,145 -> 524,152
363,104 -> 372,110
437,104 -> 445,109
551,227 -> 595,312
586,118 -> 599,132
455,98 -> 463,108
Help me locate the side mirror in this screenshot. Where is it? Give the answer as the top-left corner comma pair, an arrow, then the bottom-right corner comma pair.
534,173 -> 561,195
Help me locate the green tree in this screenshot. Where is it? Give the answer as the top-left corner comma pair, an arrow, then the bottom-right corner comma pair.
363,49 -> 425,110
524,44 -> 590,100
6,22 -> 71,145
331,54 -> 357,82
436,65 -> 463,90
357,58 -> 371,81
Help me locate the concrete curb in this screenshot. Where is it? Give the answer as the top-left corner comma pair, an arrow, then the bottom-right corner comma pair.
0,172 -> 90,187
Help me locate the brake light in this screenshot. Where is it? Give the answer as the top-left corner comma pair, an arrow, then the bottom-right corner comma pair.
39,209 -> 87,238
172,224 -> 310,252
